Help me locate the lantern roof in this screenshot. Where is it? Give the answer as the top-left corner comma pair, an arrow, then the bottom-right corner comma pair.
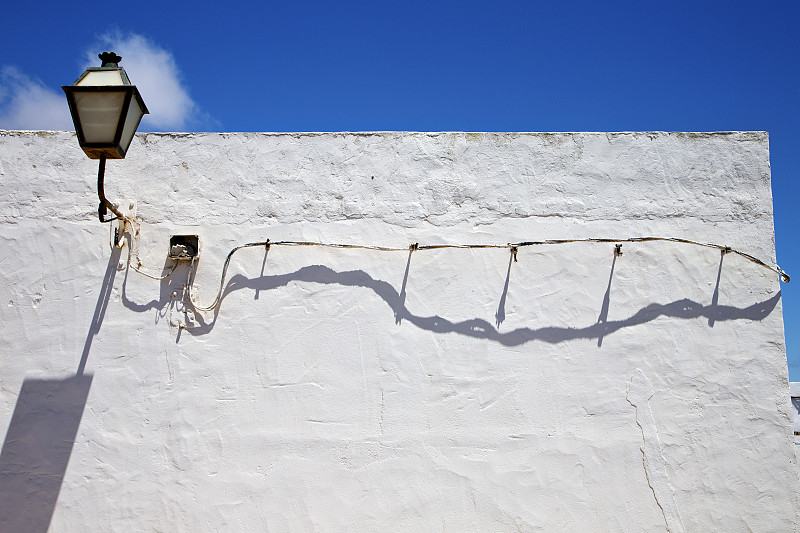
68,52 -> 137,88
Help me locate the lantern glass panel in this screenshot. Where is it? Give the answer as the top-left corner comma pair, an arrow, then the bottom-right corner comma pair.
119,97 -> 144,153
75,92 -> 125,143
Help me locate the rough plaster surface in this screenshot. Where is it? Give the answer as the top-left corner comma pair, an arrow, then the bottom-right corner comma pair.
0,130 -> 796,531
790,382 -> 800,465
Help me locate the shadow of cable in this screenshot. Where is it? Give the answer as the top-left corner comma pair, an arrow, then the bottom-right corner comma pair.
709,252 -> 724,328
395,250 -> 412,324
0,375 -> 93,533
597,252 -> 617,347
495,251 -> 514,328
180,264 -> 781,345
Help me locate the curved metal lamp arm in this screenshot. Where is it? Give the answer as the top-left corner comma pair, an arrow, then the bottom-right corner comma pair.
97,156 -> 124,223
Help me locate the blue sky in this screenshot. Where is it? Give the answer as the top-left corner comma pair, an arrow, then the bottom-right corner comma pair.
2,1 -> 798,377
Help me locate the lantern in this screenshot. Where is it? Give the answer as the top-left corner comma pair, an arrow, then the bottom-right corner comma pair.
62,51 -> 148,160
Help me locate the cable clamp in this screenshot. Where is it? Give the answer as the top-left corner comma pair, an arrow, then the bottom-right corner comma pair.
615,244 -> 623,257
409,243 -> 419,252
777,265 -> 790,283
510,246 -> 518,262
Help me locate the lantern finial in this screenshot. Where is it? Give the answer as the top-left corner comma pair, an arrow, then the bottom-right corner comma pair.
98,52 -> 122,67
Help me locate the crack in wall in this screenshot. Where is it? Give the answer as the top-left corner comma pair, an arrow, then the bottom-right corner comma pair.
627,369 -> 685,533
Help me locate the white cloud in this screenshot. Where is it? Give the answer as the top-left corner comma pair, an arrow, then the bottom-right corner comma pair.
0,66 -> 73,130
0,33 -> 203,132
87,32 -> 198,131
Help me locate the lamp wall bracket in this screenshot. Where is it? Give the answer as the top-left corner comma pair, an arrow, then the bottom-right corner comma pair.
109,200 -> 136,249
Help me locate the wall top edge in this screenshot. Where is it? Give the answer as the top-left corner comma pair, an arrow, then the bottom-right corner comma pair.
0,130 -> 769,140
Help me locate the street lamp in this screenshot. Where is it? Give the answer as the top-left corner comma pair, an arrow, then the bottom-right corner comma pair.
62,51 -> 148,223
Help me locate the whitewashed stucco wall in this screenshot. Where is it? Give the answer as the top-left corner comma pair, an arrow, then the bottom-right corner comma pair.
0,130 -> 796,531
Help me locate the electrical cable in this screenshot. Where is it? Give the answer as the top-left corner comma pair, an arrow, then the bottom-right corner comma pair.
98,159 -> 788,309
117,215 -> 179,280
184,236 -> 789,313
129,256 -> 178,280
186,242 -> 267,312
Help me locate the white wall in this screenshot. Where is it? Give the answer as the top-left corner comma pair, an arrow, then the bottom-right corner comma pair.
790,383 -> 800,468
0,130 -> 795,531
